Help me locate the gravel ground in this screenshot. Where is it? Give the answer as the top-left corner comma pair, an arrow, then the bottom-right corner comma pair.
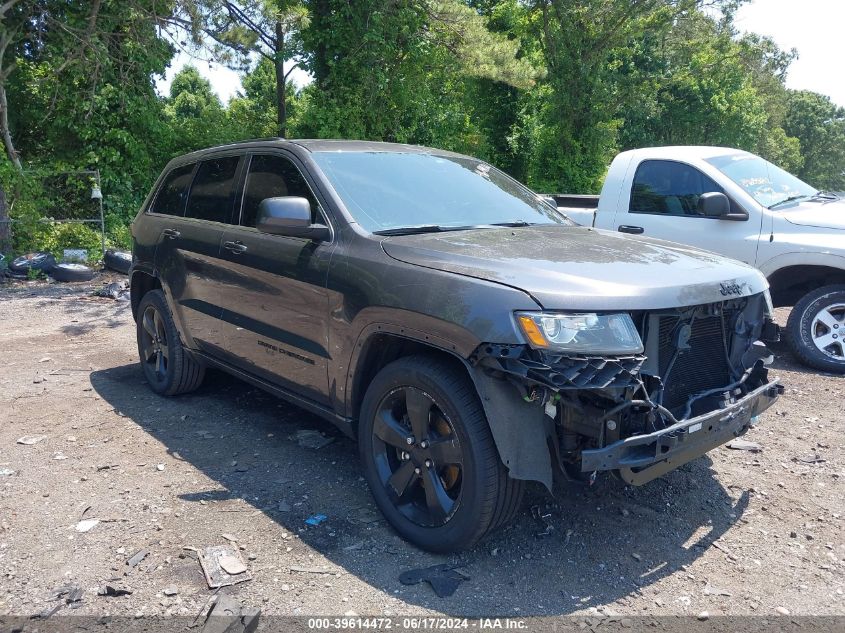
0,277 -> 842,621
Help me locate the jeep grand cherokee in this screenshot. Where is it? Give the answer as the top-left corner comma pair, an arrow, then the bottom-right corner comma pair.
130,140 -> 781,552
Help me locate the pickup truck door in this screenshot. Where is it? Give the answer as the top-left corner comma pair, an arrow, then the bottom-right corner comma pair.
215,152 -> 335,406
610,159 -> 763,265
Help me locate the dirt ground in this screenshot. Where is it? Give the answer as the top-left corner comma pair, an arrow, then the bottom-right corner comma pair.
0,276 -> 842,621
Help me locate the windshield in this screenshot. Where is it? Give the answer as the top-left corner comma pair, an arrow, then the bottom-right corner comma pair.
705,153 -> 817,208
310,151 -> 570,232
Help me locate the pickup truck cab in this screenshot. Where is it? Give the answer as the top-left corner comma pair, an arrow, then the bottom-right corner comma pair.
554,146 -> 845,373
131,140 -> 780,552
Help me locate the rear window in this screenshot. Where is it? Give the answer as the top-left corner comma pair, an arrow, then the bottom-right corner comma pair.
149,164 -> 194,216
185,156 -> 241,223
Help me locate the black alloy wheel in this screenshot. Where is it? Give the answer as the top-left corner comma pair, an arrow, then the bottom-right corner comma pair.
372,386 -> 464,527
135,289 -> 205,396
140,303 -> 170,385
359,355 -> 524,553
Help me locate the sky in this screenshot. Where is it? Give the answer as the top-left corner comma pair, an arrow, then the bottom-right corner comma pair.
734,0 -> 845,106
156,0 -> 845,108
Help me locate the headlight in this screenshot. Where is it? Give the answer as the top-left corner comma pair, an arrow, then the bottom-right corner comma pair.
516,312 -> 643,355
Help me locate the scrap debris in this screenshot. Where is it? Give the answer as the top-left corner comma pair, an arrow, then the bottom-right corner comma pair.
75,519 -> 99,533
198,545 -> 253,589
727,439 -> 762,452
126,548 -> 150,573
305,514 -> 327,526
17,435 -> 46,445
399,564 -> 470,598
200,594 -> 260,633
98,585 -> 132,597
94,280 -> 130,300
291,429 -> 334,450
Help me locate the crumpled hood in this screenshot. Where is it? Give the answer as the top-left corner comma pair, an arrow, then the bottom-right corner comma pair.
781,198 -> 845,230
381,225 -> 768,311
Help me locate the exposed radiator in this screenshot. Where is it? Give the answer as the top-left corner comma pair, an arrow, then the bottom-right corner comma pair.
656,311 -> 734,415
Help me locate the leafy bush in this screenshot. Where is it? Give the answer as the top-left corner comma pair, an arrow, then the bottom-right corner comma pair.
39,223 -> 103,261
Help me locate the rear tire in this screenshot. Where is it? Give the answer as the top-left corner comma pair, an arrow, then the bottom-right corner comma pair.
358,355 -> 523,553
786,285 -> 845,374
136,289 -> 205,395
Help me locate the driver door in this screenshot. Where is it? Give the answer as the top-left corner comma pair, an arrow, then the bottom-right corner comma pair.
612,159 -> 762,265
215,152 -> 335,405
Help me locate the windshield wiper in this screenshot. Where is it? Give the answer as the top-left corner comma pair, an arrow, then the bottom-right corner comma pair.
488,220 -> 535,227
811,191 -> 840,201
373,225 -> 446,236
769,195 -> 811,209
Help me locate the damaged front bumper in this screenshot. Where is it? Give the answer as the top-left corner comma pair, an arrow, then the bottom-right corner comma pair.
580,379 -> 783,486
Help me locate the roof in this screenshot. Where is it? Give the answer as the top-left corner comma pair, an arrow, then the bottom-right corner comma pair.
170,139 -> 468,163
620,146 -> 754,161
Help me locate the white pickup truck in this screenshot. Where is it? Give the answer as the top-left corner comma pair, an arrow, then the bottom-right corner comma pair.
551,146 -> 845,373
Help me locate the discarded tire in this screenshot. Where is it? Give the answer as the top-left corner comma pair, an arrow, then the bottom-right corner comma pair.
104,249 -> 132,275
9,252 -> 56,276
50,262 -> 96,282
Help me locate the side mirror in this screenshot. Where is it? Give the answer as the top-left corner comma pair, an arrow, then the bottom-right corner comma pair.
697,192 -> 731,217
256,197 -> 330,241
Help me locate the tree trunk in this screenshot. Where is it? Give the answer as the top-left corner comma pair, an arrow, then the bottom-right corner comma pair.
0,183 -> 10,256
0,79 -> 18,256
0,81 -> 20,170
274,20 -> 286,138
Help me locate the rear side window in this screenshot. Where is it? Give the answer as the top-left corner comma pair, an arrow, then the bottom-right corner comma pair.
630,160 -> 723,216
185,156 -> 241,223
240,154 -> 319,228
149,164 -> 194,216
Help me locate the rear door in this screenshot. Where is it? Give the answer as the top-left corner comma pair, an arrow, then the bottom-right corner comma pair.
153,154 -> 244,354
610,159 -> 762,264
216,152 -> 335,405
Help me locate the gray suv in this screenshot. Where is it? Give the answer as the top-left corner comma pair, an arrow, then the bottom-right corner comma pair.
130,140 -> 782,552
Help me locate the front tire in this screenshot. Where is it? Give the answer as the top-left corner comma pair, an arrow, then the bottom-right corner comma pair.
136,289 -> 205,395
786,285 -> 845,373
358,355 -> 523,553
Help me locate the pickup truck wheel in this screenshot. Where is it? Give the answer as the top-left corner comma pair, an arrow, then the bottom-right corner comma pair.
136,289 -> 206,395
359,355 -> 523,553
786,285 -> 845,374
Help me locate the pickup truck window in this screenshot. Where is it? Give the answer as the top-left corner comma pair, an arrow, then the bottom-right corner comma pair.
311,151 -> 569,233
185,156 -> 241,224
149,163 -> 195,216
630,160 -> 722,216
241,154 -> 320,227
705,153 -> 816,208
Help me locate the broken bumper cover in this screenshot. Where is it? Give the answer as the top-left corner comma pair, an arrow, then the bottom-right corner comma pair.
580,379 -> 783,486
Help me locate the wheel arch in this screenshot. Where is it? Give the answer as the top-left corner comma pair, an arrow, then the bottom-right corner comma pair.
767,264 -> 845,307
130,268 -> 162,321
347,327 -> 554,491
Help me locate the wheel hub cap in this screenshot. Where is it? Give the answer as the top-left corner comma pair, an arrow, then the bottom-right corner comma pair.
371,386 -> 464,527
810,303 -> 845,359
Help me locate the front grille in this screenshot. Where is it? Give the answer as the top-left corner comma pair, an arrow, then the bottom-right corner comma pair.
657,312 -> 733,415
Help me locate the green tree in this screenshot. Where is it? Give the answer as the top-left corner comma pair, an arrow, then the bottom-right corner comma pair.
173,0 -> 309,137
783,90 -> 845,190
164,65 -> 238,151
300,0 -> 539,142
227,57 -> 301,137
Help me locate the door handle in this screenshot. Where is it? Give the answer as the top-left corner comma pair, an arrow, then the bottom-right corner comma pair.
223,240 -> 247,254
162,228 -> 181,239
618,225 -> 644,235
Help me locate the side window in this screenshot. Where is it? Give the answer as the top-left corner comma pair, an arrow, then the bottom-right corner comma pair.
185,156 -> 241,223
149,164 -> 194,216
630,160 -> 723,216
240,154 -> 320,228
